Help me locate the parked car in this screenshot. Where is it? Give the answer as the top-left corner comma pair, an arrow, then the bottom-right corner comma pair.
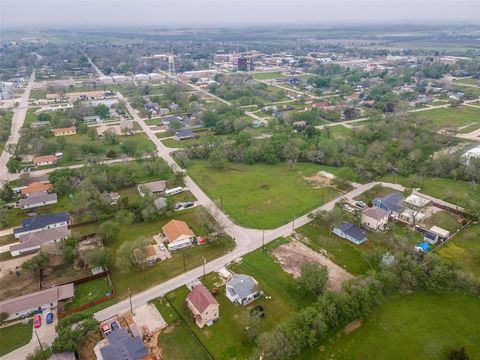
355,201 -> 367,208
46,312 -> 54,324
34,314 -> 42,328
183,202 -> 195,209
101,323 -> 111,336
111,321 -> 119,331
174,203 -> 182,210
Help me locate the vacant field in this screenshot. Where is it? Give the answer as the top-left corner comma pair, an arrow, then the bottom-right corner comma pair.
438,224 -> 480,280
407,106 -> 480,129
380,174 -> 480,204
252,72 -> 283,80
0,111 -> 13,152
164,240 -> 311,359
0,321 -> 32,356
64,277 -> 111,311
186,160 -> 340,228
304,292 -> 480,360
454,78 -> 479,86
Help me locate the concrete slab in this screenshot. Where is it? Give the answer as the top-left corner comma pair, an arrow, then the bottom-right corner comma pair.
132,303 -> 167,334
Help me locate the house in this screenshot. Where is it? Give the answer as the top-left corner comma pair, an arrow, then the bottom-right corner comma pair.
21,182 -> 53,196
137,180 -> 166,196
100,328 -> 149,360
83,115 -> 102,124
373,192 -> 405,216
33,154 -> 58,166
332,222 -> 367,245
18,192 -> 58,209
52,127 -> 76,136
169,102 -> 180,111
225,274 -> 260,306
134,244 -> 162,266
175,129 -> 195,140
0,283 -> 74,321
361,207 -> 389,231
120,119 -> 134,134
10,225 -> 71,256
144,102 -> 159,115
13,212 -> 70,238
161,219 -> 195,251
187,284 -> 219,328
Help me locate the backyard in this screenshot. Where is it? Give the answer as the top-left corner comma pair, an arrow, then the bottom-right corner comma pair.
0,321 -> 32,356
252,72 -> 283,80
64,277 -> 112,311
186,160 -> 340,228
303,292 -> 480,360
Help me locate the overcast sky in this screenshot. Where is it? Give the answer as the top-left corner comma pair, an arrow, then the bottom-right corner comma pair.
2,0 -> 480,28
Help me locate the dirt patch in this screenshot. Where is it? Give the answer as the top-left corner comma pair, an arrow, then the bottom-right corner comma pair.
344,319 -> 362,334
303,171 -> 334,189
272,240 -> 354,291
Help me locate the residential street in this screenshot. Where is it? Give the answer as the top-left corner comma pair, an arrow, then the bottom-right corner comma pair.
0,71 -> 35,183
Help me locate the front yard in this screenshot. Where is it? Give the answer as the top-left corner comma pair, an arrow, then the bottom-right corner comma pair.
0,321 -> 33,356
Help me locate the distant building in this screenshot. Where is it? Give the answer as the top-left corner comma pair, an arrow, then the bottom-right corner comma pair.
175,129 -> 194,140
83,115 -> 102,124
52,127 -> 76,137
237,57 -> 249,71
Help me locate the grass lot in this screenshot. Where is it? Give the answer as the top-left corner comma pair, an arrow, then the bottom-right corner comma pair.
0,321 -> 33,356
305,292 -> 480,360
164,240 -> 311,359
454,78 -> 479,86
29,89 -> 47,100
438,224 -> 480,280
297,221 -> 422,275
327,125 -> 353,139
90,207 -> 235,298
0,111 -> 13,152
153,299 -> 211,360
354,184 -> 401,203
64,277 -> 111,311
425,211 -> 463,233
186,160 -> 340,228
252,72 -> 283,80
380,174 -> 480,204
407,106 -> 480,129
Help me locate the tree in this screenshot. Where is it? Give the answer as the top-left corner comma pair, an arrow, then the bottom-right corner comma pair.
208,148 -> 227,170
62,237 -> 77,268
22,252 -> 48,282
0,182 -> 14,202
94,104 -> 109,119
87,127 -> 98,141
256,330 -> 294,360
84,247 -> 111,269
298,263 -> 329,296
98,221 -> 120,244
0,206 -> 9,228
52,312 -> 99,353
449,347 -> 470,360
26,347 -> 51,360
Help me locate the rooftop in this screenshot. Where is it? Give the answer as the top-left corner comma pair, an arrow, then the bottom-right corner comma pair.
187,284 -> 219,313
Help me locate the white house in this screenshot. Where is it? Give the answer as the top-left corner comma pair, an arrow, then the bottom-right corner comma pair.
225,274 -> 260,306
13,212 -> 70,238
161,220 -> 195,251
361,207 -> 389,231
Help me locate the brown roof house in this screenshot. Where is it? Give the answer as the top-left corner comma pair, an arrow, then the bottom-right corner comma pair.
21,181 -> 53,196
361,207 -> 389,231
33,154 -> 58,166
161,220 -> 195,251
52,127 -> 76,136
187,284 -> 219,328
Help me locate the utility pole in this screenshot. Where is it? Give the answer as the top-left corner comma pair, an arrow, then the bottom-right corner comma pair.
219,193 -> 223,209
182,252 -> 186,272
128,288 -> 133,315
262,230 -> 265,251
34,330 -> 43,352
292,217 -> 295,232
202,256 -> 206,277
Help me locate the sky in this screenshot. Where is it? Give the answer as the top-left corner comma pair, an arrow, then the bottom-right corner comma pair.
1,0 -> 480,28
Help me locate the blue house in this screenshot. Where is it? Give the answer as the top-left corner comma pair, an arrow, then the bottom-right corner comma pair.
332,222 -> 367,245
14,212 -> 70,239
372,192 -> 405,216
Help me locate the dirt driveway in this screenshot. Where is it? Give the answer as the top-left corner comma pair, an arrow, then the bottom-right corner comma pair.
272,240 -> 354,291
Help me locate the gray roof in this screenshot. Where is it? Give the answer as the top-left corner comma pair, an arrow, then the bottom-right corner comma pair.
336,222 -> 366,242
49,352 -> 76,360
100,328 -> 148,360
18,192 -> 57,208
0,284 -> 74,315
226,274 -> 258,300
363,206 -> 389,220
11,226 -> 71,253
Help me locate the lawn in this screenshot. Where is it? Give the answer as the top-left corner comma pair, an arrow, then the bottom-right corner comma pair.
454,78 -> 479,86
64,277 -> 112,311
164,240 -> 311,359
327,125 -> 353,139
425,211 -> 463,233
186,160 -> 340,229
0,111 -> 13,152
354,184 -> 400,203
153,299 -> 212,360
303,292 -> 480,360
407,106 -> 480,129
0,320 -> 33,356
438,224 -> 480,280
252,72 -> 283,80
380,174 -> 480,204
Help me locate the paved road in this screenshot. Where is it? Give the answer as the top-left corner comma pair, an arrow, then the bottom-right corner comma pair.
0,71 -> 35,183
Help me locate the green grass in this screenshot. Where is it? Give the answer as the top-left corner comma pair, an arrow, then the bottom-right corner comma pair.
153,299 -> 211,360
303,292 -> 480,360
0,321 -> 33,356
0,111 -> 13,152
354,184 -> 401,203
252,72 -> 283,80
29,89 -> 47,100
64,277 -> 111,311
458,122 -> 480,133
407,106 -> 480,129
425,211 -> 462,233
328,125 -> 353,139
454,78 -> 479,86
438,224 -> 480,280
164,240 -> 311,359
186,160 -> 340,229
380,174 -> 480,204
